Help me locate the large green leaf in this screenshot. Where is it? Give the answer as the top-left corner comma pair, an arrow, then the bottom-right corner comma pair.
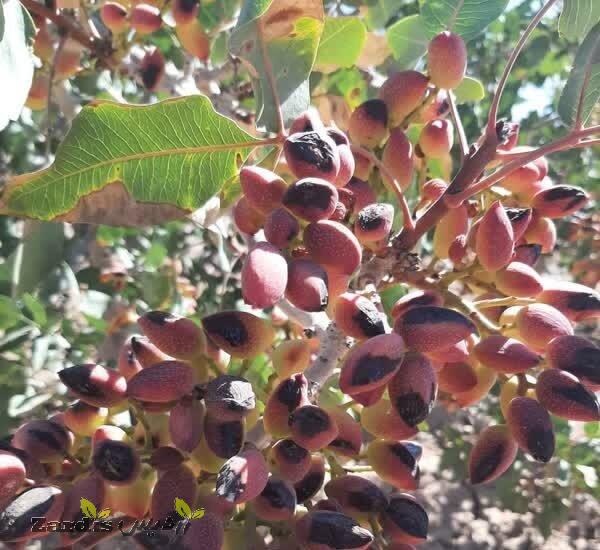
420,0 -> 509,43
315,17 -> 366,71
0,96 -> 260,226
0,0 -> 35,130
229,0 -> 324,132
558,23 -> 600,127
559,0 -> 600,41
386,15 -> 428,69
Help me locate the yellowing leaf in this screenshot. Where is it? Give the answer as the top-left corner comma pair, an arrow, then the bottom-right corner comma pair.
80,498 -> 97,519
174,497 -> 192,519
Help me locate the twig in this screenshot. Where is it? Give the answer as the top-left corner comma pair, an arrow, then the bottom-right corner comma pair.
448,91 -> 468,160
304,321 -> 350,388
487,0 -> 559,134
45,36 -> 67,159
20,0 -> 105,55
256,18 -> 285,137
449,125 -> 600,204
350,144 -> 415,231
474,297 -> 536,309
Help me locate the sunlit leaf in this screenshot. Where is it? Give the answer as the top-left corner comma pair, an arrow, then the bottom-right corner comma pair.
0,96 -> 260,226
559,0 -> 600,41
230,0 -> 324,131
315,17 -> 366,72
454,76 -> 485,103
0,0 -> 35,130
420,0 -> 509,43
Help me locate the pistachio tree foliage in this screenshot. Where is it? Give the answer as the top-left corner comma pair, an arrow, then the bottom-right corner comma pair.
0,0 -> 599,547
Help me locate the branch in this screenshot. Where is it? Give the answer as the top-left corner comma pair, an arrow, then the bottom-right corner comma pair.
448,91 -> 469,160
20,0 -> 107,56
486,0 -> 559,134
395,123 -> 504,251
449,125 -> 600,203
350,144 -> 415,231
256,18 -> 285,137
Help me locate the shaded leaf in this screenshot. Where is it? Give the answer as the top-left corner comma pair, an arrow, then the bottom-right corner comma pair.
80,498 -> 98,519
22,293 -> 47,326
0,96 -> 259,226
454,76 -> 485,103
0,296 -> 21,330
386,14 -> 428,69
315,17 -> 366,72
3,222 -> 65,296
558,23 -> 600,127
420,0 -> 509,43
0,0 -> 35,130
174,497 -> 192,519
229,0 -> 324,131
365,0 -> 404,30
559,0 -> 600,41
97,508 -> 112,519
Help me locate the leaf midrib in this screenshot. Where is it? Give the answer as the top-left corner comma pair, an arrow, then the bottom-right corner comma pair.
10,139 -> 262,201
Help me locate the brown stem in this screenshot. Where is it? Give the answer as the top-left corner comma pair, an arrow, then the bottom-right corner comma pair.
450,125 -> 600,203
20,0 -> 104,55
487,0 -> 559,134
350,144 -> 415,231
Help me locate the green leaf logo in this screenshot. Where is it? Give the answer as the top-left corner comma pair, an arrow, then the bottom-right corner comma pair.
174,497 -> 193,520
80,498 -> 97,519
97,508 -> 111,519
191,508 -> 205,520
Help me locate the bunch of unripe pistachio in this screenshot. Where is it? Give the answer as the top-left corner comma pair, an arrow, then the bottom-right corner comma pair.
3,25 -> 599,550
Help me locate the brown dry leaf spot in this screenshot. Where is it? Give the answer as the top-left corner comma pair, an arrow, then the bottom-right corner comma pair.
56,181 -> 189,226
261,0 -> 324,41
357,33 -> 391,69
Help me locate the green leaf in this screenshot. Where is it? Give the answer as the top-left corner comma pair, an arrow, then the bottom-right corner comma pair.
3,222 -> 65,296
420,0 -> 509,43
584,421 -> 599,438
174,497 -> 193,519
230,0 -> 324,131
22,293 -> 47,326
366,0 -> 404,30
315,17 -> 366,71
559,0 -> 600,41
453,76 -> 485,103
386,15 -> 428,69
97,508 -> 112,519
80,498 -> 98,519
191,508 -> 205,519
558,23 -> 600,127
1,96 -> 259,226
0,0 -> 35,130
0,296 -> 21,329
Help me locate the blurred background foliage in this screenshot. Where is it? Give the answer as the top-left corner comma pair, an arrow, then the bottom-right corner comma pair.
0,0 -> 598,542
